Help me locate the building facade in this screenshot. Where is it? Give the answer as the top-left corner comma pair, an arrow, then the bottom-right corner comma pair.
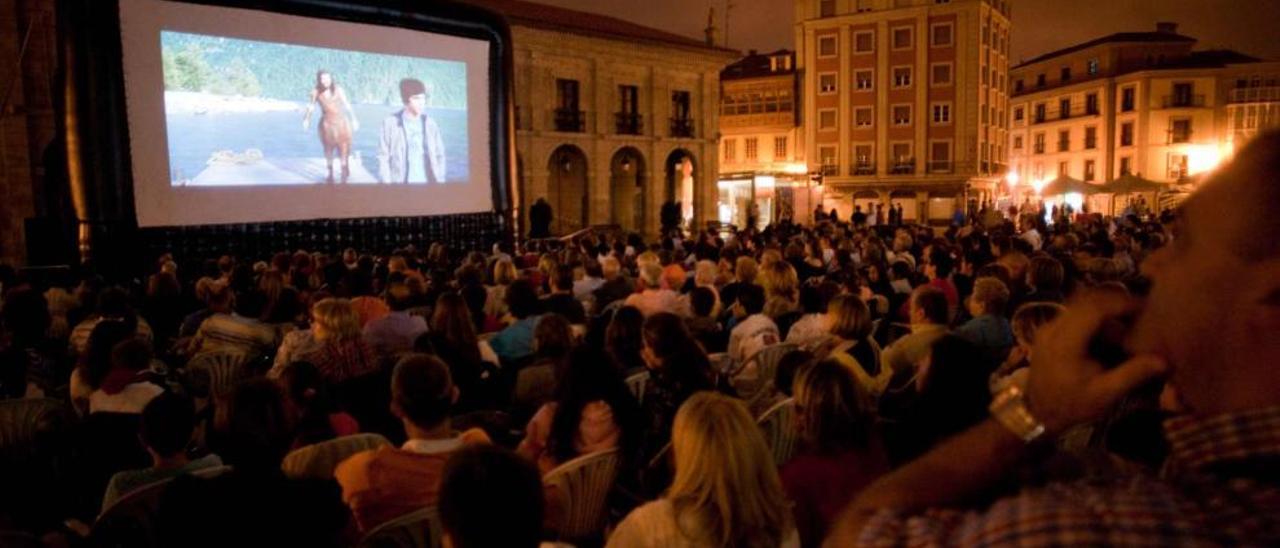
468,0 -> 738,237
795,0 -> 1011,223
718,49 -> 812,229
1007,23 -> 1280,210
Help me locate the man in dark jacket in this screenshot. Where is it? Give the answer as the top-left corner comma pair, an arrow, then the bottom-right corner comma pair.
529,198 -> 552,238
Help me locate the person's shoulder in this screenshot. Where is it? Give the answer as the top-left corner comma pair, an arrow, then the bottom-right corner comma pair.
334,446 -> 384,479
459,427 -> 492,446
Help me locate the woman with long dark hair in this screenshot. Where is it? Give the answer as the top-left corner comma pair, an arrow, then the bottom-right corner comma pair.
426,292 -> 500,412
638,313 -> 715,463
516,346 -> 640,473
302,70 -> 358,184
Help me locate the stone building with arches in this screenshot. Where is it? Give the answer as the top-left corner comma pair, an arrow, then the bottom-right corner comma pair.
467,0 -> 738,237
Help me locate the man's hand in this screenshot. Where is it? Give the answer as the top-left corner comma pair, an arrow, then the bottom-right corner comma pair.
1026,292 -> 1168,435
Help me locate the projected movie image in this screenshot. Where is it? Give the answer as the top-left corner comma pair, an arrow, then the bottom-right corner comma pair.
162,31 -> 469,186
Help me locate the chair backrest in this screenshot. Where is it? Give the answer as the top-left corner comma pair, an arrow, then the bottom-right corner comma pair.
624,371 -> 649,404
281,433 -> 391,480
0,398 -> 68,462
733,343 -> 799,406
92,465 -> 232,548
186,351 -> 255,398
757,398 -> 799,466
707,352 -> 733,376
543,448 -> 622,543
358,506 -> 442,548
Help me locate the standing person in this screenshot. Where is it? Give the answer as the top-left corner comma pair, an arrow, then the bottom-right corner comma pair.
302,70 -> 358,184
377,78 -> 446,184
852,205 -> 867,227
529,198 -> 553,239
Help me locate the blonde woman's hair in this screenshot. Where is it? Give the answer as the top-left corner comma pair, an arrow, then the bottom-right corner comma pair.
759,248 -> 783,268
492,258 -> 517,286
757,260 -> 799,302
694,260 -> 718,287
734,256 -> 759,284
669,392 -> 792,548
311,298 -> 362,342
794,359 -> 875,453
827,294 -> 872,340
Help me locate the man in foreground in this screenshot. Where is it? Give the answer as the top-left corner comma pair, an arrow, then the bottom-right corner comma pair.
827,131 -> 1280,545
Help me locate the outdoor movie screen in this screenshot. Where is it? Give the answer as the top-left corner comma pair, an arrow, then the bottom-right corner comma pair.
119,0 -> 494,227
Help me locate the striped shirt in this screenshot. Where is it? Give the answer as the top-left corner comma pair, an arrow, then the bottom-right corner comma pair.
191,313 -> 278,356
68,316 -> 153,357
857,405 -> 1280,546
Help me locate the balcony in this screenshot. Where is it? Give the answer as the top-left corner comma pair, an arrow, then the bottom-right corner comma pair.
615,112 -> 643,135
554,109 -> 586,132
1161,94 -> 1206,109
890,159 -> 915,175
1230,87 -> 1280,104
852,164 -> 875,176
927,161 -> 953,173
670,117 -> 694,138
820,164 -> 839,176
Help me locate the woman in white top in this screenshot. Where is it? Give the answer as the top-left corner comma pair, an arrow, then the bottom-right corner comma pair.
607,392 -> 799,548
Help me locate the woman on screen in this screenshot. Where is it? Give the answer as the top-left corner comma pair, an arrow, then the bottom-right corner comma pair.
302,70 -> 358,184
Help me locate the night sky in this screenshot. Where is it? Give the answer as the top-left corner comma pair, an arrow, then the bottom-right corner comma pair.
532,0 -> 1280,63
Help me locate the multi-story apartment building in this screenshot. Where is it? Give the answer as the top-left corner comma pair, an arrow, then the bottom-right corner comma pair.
718,50 -> 811,228
466,0 -> 737,236
1008,23 -> 1280,209
795,0 -> 1010,223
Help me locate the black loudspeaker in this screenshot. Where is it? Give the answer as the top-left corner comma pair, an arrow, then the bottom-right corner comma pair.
24,217 -> 75,266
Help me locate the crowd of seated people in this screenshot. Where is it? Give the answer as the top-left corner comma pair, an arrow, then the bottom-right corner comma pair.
1,131 -> 1279,546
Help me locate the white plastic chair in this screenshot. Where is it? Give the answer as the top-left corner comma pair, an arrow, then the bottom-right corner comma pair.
624,371 -> 649,404
357,506 -> 442,548
186,350 -> 256,398
543,448 -> 622,543
757,398 -> 799,466
281,433 -> 390,480
734,343 -> 799,408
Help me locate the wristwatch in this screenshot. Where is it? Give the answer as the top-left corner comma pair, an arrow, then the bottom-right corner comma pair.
989,384 -> 1047,443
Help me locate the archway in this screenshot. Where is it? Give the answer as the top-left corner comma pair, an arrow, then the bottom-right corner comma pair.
546,145 -> 589,235
610,147 -> 646,233
664,149 -> 696,229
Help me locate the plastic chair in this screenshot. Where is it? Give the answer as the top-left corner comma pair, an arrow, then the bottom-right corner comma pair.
543,448 -> 622,543
186,350 -> 256,398
357,506 -> 442,548
92,465 -> 232,548
733,343 -> 799,407
281,433 -> 391,480
624,371 -> 649,404
0,399 -> 70,528
757,398 -> 799,466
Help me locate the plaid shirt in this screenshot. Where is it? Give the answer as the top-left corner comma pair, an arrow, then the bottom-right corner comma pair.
857,406 -> 1280,546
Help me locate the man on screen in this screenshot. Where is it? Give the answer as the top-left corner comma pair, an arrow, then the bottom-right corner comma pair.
378,78 -> 447,184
